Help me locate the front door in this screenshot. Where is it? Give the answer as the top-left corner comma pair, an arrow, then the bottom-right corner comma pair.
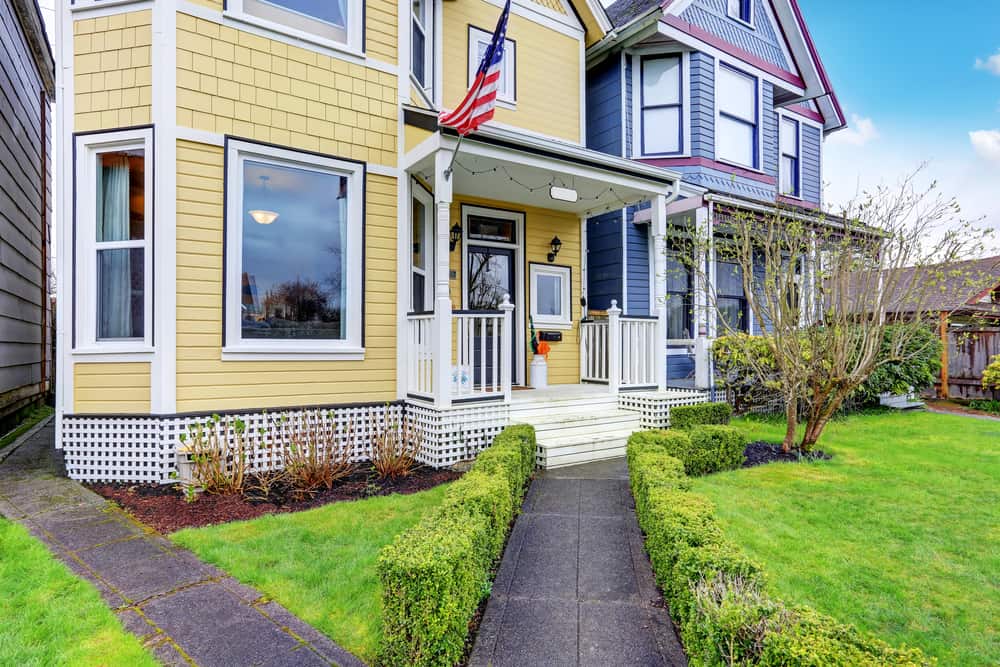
466,245 -> 517,386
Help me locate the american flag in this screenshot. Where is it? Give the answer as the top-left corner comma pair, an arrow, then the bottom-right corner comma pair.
439,0 -> 510,135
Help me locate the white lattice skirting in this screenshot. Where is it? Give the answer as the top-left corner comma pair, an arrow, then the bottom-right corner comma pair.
619,389 -> 711,429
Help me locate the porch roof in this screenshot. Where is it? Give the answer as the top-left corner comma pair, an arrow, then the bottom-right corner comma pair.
405,121 -> 682,216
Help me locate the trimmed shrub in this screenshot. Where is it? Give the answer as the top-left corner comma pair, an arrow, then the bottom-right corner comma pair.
377,425 -> 536,666
642,488 -> 724,591
668,540 -> 765,625
687,425 -> 747,475
670,402 -> 733,430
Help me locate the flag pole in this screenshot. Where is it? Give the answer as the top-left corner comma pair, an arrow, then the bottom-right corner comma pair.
443,134 -> 465,181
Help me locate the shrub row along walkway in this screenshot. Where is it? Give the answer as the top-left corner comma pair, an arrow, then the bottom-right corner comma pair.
470,459 -> 687,667
0,423 -> 364,667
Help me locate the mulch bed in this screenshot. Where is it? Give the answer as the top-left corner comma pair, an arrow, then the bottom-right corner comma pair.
87,465 -> 462,533
743,441 -> 831,468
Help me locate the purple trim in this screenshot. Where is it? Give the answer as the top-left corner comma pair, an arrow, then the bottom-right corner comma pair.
787,0 -> 846,127
661,15 -> 805,88
639,156 -> 777,185
785,103 -> 823,123
777,194 -> 819,210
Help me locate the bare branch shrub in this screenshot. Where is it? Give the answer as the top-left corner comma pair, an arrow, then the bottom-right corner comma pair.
371,411 -> 424,480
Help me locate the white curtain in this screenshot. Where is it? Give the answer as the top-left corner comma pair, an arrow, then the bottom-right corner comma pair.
97,155 -> 132,338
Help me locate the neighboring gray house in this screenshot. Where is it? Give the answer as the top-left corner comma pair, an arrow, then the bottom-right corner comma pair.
0,0 -> 54,429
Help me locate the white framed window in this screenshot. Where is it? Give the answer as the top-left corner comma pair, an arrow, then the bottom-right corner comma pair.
529,263 -> 571,329
411,0 -> 434,94
468,25 -> 515,105
727,0 -> 753,27
716,63 -> 760,169
223,139 -> 365,359
779,115 -> 801,197
226,0 -> 364,55
410,180 -> 434,312
74,127 -> 153,354
640,55 -> 683,156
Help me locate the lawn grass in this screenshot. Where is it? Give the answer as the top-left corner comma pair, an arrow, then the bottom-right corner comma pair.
0,404 -> 53,451
0,519 -> 156,666
690,410 -> 1000,665
171,483 -> 452,663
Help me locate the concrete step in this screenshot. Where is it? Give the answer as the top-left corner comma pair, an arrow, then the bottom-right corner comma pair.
538,439 -> 628,468
522,411 -> 641,437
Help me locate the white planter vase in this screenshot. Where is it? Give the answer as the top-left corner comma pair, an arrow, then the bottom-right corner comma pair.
530,356 -> 548,389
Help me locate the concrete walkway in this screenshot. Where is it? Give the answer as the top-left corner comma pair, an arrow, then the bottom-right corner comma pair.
0,422 -> 364,667
469,459 -> 687,667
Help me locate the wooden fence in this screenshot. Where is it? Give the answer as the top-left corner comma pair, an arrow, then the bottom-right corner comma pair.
939,327 -> 1000,400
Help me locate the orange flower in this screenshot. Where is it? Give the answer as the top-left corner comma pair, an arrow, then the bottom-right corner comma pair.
537,341 -> 551,359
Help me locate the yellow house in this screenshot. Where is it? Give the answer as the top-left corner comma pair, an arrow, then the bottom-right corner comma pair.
54,0 -> 698,482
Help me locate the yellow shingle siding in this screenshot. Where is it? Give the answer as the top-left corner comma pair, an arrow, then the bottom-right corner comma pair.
443,0 -> 581,142
73,363 -> 151,414
73,11 -> 152,132
531,0 -> 568,15
174,140 -> 399,413
176,13 -> 398,167
448,196 -> 581,385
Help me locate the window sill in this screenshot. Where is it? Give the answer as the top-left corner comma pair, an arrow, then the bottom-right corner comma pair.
496,99 -> 517,110
715,157 -> 766,175
221,346 -> 365,362
72,346 -> 155,361
71,0 -> 151,12
729,15 -> 755,30
531,320 -> 573,331
221,10 -> 364,61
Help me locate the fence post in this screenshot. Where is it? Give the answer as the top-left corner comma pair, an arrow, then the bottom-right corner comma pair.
608,299 -> 621,395
500,294 -> 514,403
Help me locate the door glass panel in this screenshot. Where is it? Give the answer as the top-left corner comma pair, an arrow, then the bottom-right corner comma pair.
467,215 -> 515,243
467,248 -> 512,309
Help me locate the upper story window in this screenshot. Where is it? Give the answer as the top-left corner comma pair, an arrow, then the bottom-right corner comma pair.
779,116 -> 801,197
640,55 -> 683,156
727,0 -> 753,26
231,0 -> 363,53
469,26 -> 515,104
411,0 -> 434,93
224,139 -> 364,358
74,128 -> 153,353
717,64 -> 759,169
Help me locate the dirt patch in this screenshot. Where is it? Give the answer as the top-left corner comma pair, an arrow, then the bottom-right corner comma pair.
88,466 -> 462,533
743,441 -> 831,468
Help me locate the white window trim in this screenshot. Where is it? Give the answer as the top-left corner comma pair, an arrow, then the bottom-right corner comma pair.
411,0 -> 434,97
529,263 -> 572,329
778,112 -> 802,199
410,179 -> 434,311
224,0 -> 364,58
468,25 -> 516,107
726,0 -> 754,29
631,50 -> 690,159
223,139 -> 365,360
73,127 -> 154,356
713,59 -> 764,173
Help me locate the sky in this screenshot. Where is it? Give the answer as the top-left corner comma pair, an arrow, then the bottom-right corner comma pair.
797,1 -> 1000,248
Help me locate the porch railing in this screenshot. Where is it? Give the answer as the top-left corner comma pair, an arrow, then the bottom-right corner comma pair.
580,300 -> 663,392
453,310 -> 506,401
405,311 -> 436,399
580,319 -> 610,383
620,316 -> 659,389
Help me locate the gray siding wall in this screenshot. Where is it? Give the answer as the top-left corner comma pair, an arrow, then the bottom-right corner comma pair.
801,123 -> 822,204
0,0 -> 49,417
586,54 -> 622,156
679,0 -> 790,70
689,51 -> 714,159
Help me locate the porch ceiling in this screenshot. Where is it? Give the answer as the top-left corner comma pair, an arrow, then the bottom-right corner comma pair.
409,127 -> 680,216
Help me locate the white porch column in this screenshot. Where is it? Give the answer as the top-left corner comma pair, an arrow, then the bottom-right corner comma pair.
500,295 -> 514,403
607,300 -> 621,394
433,149 -> 454,408
651,194 -> 668,391
694,205 -> 712,389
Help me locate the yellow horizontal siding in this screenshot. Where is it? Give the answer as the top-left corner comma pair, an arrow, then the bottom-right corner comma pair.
176,12 -> 398,167
448,196 -> 581,385
74,363 -> 151,414
174,140 -> 399,413
443,0 -> 581,142
73,10 -> 152,131
404,124 -> 433,153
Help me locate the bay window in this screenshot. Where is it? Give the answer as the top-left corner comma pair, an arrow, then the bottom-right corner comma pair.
230,0 -> 363,53
780,116 -> 801,197
717,64 -> 759,169
640,55 -> 683,156
75,128 -> 153,352
224,139 -> 364,357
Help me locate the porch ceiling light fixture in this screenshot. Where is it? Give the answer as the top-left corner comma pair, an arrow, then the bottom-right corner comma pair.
549,185 -> 578,203
249,209 -> 279,225
547,236 -> 562,263
449,223 -> 462,251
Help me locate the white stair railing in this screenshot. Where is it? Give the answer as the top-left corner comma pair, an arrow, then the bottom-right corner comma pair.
451,294 -> 513,402
405,311 -> 435,399
579,300 -> 661,392
580,318 -> 610,383
620,316 -> 659,389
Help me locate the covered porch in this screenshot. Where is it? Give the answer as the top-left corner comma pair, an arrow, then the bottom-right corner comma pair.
399,120 -> 683,409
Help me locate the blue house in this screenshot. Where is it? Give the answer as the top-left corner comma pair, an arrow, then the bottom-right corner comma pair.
583,0 -> 846,387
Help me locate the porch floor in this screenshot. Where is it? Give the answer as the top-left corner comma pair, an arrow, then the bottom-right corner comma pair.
510,384 -> 702,404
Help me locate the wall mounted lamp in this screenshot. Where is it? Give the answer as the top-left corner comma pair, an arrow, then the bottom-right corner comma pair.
449,223 -> 462,252
547,235 -> 562,263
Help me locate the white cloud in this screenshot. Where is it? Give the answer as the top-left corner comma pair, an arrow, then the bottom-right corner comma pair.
969,130 -> 1000,162
974,49 -> 1000,76
826,114 -> 880,147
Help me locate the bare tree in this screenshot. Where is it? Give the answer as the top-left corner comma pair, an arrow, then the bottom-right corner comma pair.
679,171 -> 994,451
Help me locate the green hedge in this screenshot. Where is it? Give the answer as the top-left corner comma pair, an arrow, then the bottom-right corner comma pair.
628,445 -> 933,666
669,401 -> 732,430
377,425 -> 536,666
627,426 -> 745,477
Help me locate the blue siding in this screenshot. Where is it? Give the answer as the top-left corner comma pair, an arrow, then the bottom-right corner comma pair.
762,82 -> 778,179
586,210 -> 623,310
624,54 -> 633,158
801,124 -> 822,205
586,55 -> 622,156
673,165 -> 776,200
625,221 -> 650,315
679,0 -> 790,71
690,51 -> 715,159
667,355 -> 695,381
